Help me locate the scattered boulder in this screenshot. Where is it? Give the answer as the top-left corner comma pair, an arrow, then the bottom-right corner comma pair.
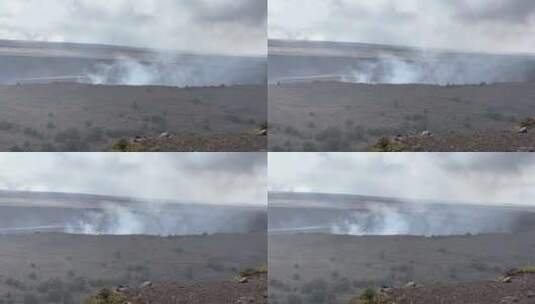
500,296 -> 519,304
133,136 -> 145,143
139,281 -> 153,288
421,130 -> 432,137
517,127 -> 528,134
159,132 -> 171,139
405,281 -> 417,288
115,285 -> 129,293
238,277 -> 249,284
501,276 -> 512,283
236,296 -> 255,303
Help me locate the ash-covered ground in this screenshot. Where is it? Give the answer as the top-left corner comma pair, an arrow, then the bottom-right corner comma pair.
0,191 -> 267,304
0,40 -> 267,152
268,39 -> 535,152
268,192 -> 535,304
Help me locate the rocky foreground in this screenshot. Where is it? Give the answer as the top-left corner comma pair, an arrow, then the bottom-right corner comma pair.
86,270 -> 267,304
370,118 -> 535,152
349,268 -> 535,304
110,127 -> 267,152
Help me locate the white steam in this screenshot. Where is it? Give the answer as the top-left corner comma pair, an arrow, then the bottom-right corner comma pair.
329,204 -> 520,236
85,55 -> 265,87
62,204 -> 267,236
88,60 -> 160,86
344,55 -> 534,85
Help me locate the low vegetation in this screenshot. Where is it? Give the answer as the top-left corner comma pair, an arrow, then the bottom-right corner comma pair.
347,288 -> 388,304
370,137 -> 406,152
84,289 -> 127,304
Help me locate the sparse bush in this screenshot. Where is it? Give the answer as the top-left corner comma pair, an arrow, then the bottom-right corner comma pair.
301,279 -> 335,304
150,115 -> 168,132
315,127 -> 345,151
37,278 -> 64,294
46,122 -> 56,129
86,127 -> 104,143
23,127 -> 44,139
354,288 -> 377,304
287,294 -> 303,304
40,142 -> 57,152
520,117 -> 535,128
23,293 -> 39,304
5,278 -> 25,290
68,276 -> 87,293
332,277 -> 351,293
370,137 -> 406,152
484,111 -> 505,121
206,262 -> 225,272
0,120 -> 17,131
506,265 -> 535,276
8,145 -> 24,152
113,250 -> 122,260
303,141 -> 317,151
185,267 -> 194,280
190,98 -> 202,105
54,127 -> 81,143
110,139 -> 131,152
225,115 -> 244,124
284,126 -> 302,138
84,289 -> 127,304
239,264 -> 267,277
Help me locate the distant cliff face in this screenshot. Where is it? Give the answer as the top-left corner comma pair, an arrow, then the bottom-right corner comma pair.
268,39 -> 535,85
0,191 -> 267,235
0,39 -> 266,86
268,192 -> 535,236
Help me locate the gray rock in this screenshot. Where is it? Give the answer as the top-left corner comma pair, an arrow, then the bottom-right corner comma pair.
139,281 -> 153,288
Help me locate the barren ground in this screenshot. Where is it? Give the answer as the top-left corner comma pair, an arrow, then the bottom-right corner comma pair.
0,83 -> 266,152
0,232 -> 266,304
269,81 -> 535,151
269,231 -> 535,304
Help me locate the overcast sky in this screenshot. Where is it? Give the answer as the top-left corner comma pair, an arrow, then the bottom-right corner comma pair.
0,153 -> 266,206
269,0 -> 535,54
269,153 -> 535,206
0,0 -> 266,55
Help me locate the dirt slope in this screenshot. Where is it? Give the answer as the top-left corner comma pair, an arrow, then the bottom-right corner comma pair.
122,273 -> 267,304
383,272 -> 535,304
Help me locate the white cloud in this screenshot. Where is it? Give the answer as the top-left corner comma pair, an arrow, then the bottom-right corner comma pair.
269,0 -> 535,53
269,153 -> 535,206
0,153 -> 267,206
0,0 -> 266,55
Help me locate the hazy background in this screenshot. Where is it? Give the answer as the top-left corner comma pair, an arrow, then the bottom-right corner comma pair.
0,153 -> 267,206
269,153 -> 535,206
269,0 -> 535,54
0,0 -> 266,55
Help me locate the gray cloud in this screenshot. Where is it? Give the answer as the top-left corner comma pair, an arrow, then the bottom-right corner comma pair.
269,0 -> 535,53
0,0 -> 266,55
0,153 -> 266,206
269,153 -> 535,206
